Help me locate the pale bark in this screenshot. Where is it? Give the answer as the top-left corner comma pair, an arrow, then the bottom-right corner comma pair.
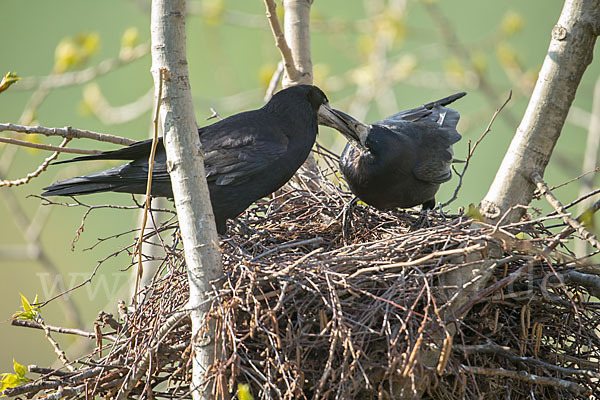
281,0 -> 313,86
150,1 -> 222,400
575,77 -> 600,256
264,0 -> 318,173
480,0 -> 600,224
397,1 -> 600,398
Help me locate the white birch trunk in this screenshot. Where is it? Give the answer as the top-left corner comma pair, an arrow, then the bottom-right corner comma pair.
150,1 -> 222,399
398,1 -> 600,398
480,0 -> 600,224
281,0 -> 313,87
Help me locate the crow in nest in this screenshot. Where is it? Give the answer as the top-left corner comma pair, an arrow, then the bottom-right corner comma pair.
319,92 -> 466,213
43,85 -> 356,234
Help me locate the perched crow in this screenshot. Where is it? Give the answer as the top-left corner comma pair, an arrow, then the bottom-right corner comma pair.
43,85 -> 353,234
319,92 -> 465,211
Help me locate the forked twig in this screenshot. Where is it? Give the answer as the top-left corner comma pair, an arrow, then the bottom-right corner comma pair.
442,91 -> 512,208
263,0 -> 301,82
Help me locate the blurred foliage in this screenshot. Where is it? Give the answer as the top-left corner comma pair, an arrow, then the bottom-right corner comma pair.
120,27 -> 139,52
54,33 -> 100,73
501,10 -> 525,36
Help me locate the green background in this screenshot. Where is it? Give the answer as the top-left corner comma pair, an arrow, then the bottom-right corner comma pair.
1,0 -> 598,374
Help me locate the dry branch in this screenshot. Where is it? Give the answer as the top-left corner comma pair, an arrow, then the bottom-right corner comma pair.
263,0 -> 301,84
0,123 -> 135,146
14,42 -> 150,91
150,1 -> 222,399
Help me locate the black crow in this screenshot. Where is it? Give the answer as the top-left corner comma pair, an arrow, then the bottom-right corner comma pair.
319,92 -> 465,211
43,85 -> 354,234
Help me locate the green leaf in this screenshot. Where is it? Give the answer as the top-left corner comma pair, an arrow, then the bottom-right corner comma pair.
0,369 -> 30,396
13,294 -> 40,321
579,209 -> 595,229
20,294 -> 32,313
237,383 -> 254,400
12,360 -> 26,379
0,72 -> 20,94
466,203 -> 484,222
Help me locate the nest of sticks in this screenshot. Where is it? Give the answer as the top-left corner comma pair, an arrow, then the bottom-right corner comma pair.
7,146 -> 600,399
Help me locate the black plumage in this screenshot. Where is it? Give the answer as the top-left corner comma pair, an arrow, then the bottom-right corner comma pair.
320,92 -> 465,211
43,85 -> 349,234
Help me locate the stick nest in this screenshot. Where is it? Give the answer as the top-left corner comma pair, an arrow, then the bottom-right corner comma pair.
9,149 -> 600,400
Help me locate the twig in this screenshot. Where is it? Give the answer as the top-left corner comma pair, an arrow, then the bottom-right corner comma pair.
442,91 -> 512,207
134,67 -> 165,305
251,237 -> 324,261
263,0 -> 300,82
41,322 -> 77,372
0,136 -> 98,155
11,318 -> 117,341
558,187 -> 600,212
461,365 -> 587,395
550,167 -> 599,191
458,343 -> 600,378
0,123 -> 135,146
115,310 -> 189,400
531,171 -> 600,250
350,243 -> 484,278
0,138 -> 72,188
264,61 -> 284,102
15,42 -> 150,91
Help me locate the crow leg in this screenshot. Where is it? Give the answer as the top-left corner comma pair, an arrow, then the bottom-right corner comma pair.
341,197 -> 358,241
234,218 -> 257,236
412,198 -> 436,229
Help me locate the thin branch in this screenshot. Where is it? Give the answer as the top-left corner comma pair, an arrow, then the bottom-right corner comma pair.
350,243 -> 484,279
115,310 -> 189,400
442,91 -> 512,207
11,318 -> 116,341
0,123 -> 135,146
41,322 -> 77,372
84,86 -> 154,125
531,171 -> 600,250
251,237 -> 323,261
0,138 -> 73,188
461,365 -> 587,395
263,0 -> 301,82
15,42 -> 150,91
0,136 -> 99,155
135,68 -> 165,305
264,61 -> 284,102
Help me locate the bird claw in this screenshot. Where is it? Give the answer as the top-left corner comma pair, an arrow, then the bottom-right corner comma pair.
341,197 -> 358,241
412,207 -> 433,230
234,218 -> 258,237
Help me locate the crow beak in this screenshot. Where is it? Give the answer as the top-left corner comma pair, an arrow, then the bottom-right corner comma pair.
317,104 -> 370,148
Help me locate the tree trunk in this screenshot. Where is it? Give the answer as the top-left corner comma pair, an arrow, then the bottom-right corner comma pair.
480,0 -> 600,225
281,0 -> 313,87
398,1 -> 600,398
150,1 -> 223,399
